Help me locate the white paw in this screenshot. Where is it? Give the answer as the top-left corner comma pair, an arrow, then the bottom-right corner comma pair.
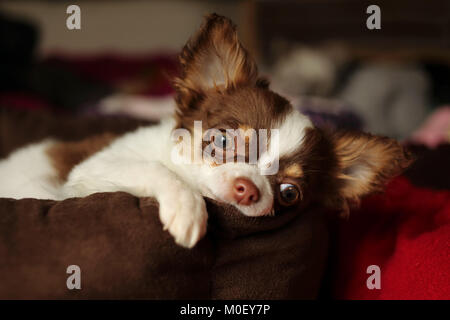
158,189 -> 208,248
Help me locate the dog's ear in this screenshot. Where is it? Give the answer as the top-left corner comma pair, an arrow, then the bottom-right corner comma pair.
173,13 -> 258,111
331,131 -> 413,215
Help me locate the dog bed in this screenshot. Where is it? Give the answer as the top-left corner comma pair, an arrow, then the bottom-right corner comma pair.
0,108 -> 329,299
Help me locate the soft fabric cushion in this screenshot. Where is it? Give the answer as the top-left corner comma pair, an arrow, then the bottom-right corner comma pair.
0,194 -> 328,299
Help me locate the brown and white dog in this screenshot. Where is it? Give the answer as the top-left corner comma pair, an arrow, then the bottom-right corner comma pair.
0,14 -> 411,248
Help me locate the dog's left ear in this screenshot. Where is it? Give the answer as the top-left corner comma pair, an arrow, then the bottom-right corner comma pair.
331,131 -> 413,215
173,13 -> 259,111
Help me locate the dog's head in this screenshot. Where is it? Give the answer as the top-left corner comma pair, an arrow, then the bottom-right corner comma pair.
172,14 -> 412,217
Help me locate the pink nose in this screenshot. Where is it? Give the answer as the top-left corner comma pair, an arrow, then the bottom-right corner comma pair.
232,178 -> 260,206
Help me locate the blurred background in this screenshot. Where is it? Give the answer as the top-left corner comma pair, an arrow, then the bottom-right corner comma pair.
1,1 -> 450,300
1,0 -> 450,144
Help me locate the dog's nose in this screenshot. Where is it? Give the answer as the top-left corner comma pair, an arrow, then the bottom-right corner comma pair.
232,178 -> 260,205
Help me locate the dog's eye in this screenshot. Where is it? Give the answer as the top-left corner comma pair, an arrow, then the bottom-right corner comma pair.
279,183 -> 301,205
214,133 -> 232,150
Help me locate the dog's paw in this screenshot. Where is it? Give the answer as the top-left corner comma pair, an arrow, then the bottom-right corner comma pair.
158,189 -> 208,248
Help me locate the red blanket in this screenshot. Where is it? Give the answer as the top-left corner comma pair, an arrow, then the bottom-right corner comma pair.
331,176 -> 450,299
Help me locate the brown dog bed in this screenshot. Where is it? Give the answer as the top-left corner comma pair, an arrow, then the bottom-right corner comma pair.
0,108 -> 329,299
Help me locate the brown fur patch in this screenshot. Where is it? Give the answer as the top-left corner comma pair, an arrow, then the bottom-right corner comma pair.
283,163 -> 303,178
47,133 -> 117,182
177,87 -> 291,137
277,128 -> 338,210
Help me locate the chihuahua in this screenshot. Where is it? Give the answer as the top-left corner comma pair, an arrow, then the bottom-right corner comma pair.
0,14 -> 411,248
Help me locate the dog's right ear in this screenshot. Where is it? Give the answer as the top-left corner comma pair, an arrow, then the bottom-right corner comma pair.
173,13 -> 259,113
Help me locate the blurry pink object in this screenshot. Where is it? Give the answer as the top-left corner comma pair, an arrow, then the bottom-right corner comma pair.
99,94 -> 175,121
410,106 -> 450,148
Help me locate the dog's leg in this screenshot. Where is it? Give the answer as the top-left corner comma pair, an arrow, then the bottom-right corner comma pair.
64,160 -> 207,248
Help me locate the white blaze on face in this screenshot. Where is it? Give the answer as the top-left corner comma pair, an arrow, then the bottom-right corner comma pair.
259,109 -> 313,174
276,109 -> 313,157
